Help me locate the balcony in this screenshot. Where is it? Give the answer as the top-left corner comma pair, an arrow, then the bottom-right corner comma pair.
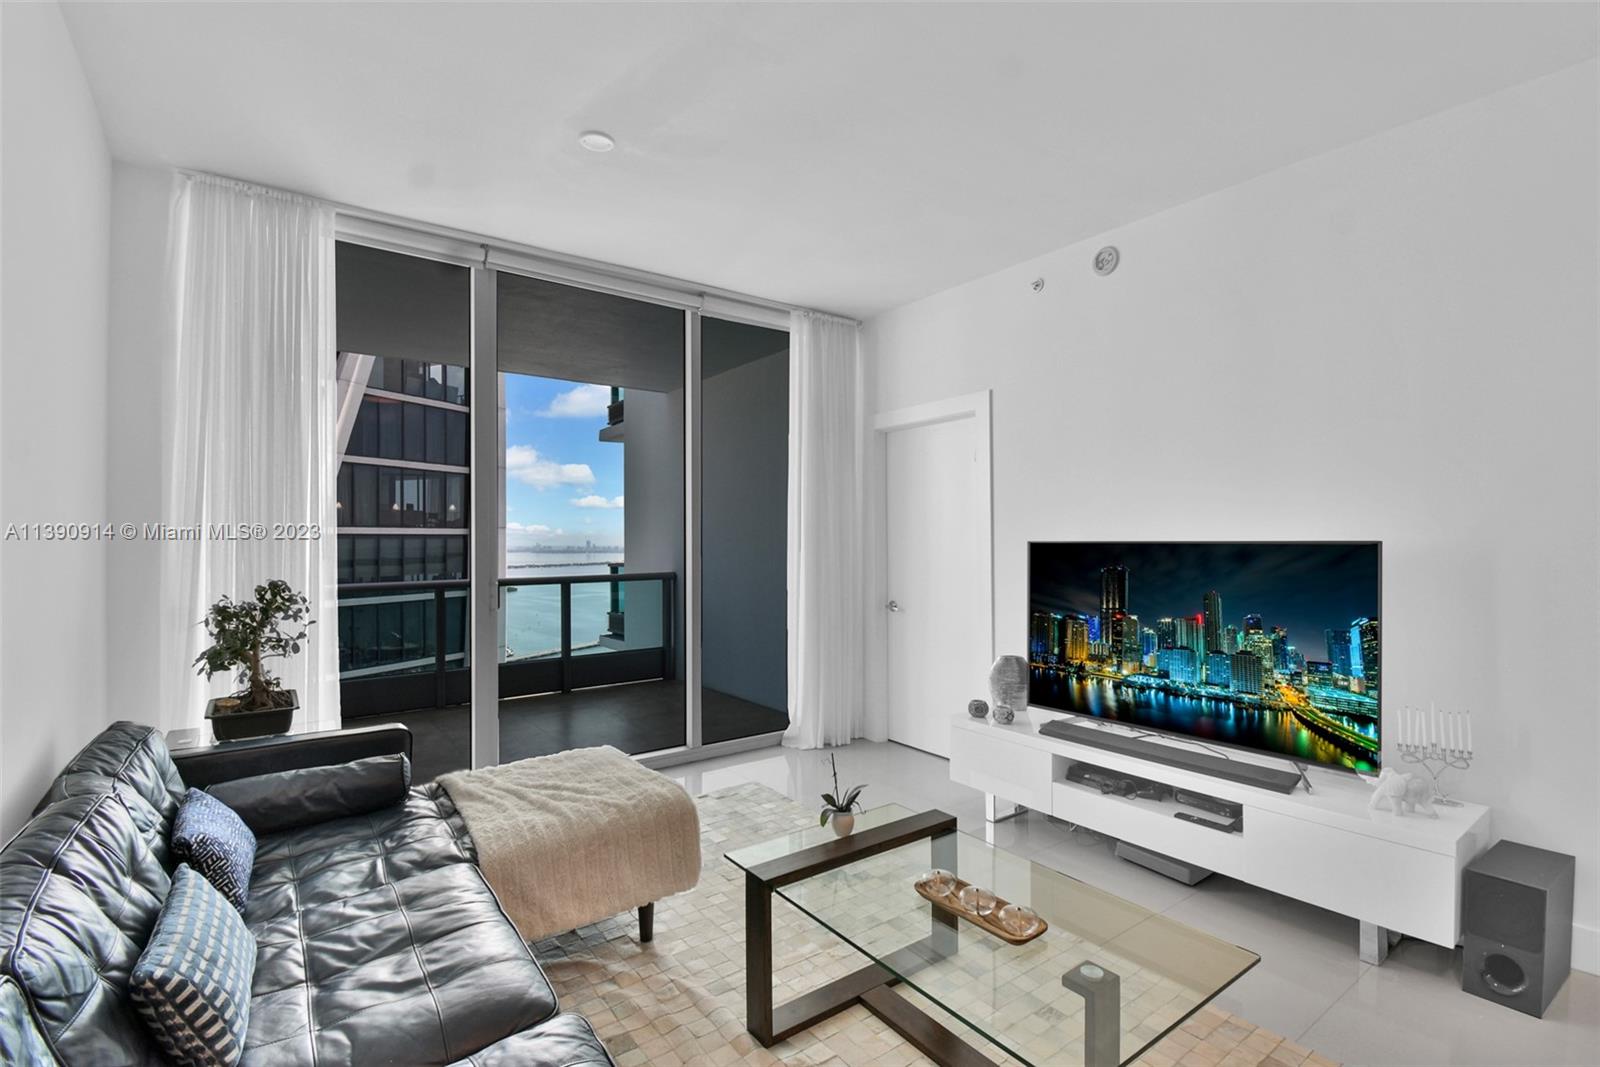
599,388 -> 625,442
336,572 -> 787,781
337,572 -> 677,716
372,683 -> 786,784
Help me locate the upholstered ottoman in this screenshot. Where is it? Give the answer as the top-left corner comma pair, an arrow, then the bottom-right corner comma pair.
439,745 -> 701,942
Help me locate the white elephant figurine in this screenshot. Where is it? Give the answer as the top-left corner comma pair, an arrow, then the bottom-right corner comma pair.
1367,768 -> 1438,818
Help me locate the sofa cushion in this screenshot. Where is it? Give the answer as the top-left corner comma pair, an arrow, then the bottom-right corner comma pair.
34,773 -> 177,869
37,720 -> 186,826
32,721 -> 187,866
172,789 -> 256,912
246,783 -> 475,919
238,785 -> 556,1066
0,790 -> 173,1065
448,1013 -> 616,1067
131,865 -> 256,1067
207,753 -> 413,835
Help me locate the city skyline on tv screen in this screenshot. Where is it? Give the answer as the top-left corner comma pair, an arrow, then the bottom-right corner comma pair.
1028,541 -> 1381,773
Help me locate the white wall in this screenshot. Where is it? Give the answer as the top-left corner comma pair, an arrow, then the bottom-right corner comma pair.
104,162 -> 174,736
0,2 -> 114,836
865,62 -> 1599,971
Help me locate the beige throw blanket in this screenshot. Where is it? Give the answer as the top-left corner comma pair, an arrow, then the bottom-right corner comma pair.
439,746 -> 701,941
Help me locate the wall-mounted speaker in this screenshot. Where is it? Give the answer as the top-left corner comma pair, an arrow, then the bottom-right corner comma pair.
1460,841 -> 1574,1018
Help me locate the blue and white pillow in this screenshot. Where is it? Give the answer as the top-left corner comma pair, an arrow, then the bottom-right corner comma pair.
131,864 -> 256,1067
170,788 -> 255,913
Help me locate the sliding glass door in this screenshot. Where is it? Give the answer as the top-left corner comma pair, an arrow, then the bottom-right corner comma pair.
493,273 -> 687,761
331,242 -> 473,782
330,228 -> 794,776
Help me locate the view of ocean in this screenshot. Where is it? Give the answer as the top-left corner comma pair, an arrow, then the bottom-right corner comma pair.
503,552 -> 622,659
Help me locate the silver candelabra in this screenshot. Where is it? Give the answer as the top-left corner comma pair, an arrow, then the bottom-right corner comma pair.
1395,704 -> 1473,807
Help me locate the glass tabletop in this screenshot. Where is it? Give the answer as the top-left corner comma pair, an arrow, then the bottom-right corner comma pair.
731,806 -> 1258,1067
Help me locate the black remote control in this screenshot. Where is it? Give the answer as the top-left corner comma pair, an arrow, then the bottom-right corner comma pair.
1175,811 -> 1239,833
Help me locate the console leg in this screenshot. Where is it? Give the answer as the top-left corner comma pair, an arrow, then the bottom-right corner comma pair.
639,901 -> 655,944
1358,921 -> 1400,965
984,793 -> 1025,824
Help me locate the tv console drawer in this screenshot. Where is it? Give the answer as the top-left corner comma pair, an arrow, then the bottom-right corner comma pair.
948,726 -> 1054,811
1243,806 -> 1461,946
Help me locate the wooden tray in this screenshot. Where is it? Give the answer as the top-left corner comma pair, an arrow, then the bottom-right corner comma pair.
914,876 -> 1048,945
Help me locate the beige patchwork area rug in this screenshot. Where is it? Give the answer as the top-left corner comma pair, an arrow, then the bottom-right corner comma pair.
532,783 -> 1339,1067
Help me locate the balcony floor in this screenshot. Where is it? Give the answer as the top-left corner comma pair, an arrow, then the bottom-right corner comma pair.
351,681 -> 788,783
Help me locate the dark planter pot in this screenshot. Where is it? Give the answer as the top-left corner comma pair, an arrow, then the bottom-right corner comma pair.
205,691 -> 297,742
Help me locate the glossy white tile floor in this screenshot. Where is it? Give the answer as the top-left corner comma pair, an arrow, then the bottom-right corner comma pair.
663,740 -> 1600,1067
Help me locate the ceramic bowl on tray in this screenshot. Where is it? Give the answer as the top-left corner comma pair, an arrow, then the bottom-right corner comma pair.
958,884 -> 999,917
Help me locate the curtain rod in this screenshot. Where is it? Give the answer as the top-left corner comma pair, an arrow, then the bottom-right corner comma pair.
176,168 -> 861,326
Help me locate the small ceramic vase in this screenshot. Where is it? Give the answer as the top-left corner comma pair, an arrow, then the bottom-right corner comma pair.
989,655 -> 1029,712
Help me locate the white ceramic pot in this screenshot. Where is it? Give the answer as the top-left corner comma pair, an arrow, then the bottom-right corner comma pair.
831,812 -> 855,837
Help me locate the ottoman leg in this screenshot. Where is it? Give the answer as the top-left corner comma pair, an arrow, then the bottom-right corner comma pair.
639,902 -> 655,943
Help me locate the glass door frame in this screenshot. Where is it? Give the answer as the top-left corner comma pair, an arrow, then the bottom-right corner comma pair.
468,263 -> 499,768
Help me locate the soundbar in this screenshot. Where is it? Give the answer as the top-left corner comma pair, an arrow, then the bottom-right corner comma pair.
1037,718 -> 1304,794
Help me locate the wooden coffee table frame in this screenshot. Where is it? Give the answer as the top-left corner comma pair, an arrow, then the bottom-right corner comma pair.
741,809 -> 999,1067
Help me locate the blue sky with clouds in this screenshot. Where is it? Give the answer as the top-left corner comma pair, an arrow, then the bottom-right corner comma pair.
503,375 -> 623,549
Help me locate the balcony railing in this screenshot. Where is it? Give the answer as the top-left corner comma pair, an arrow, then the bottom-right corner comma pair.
337,572 -> 676,718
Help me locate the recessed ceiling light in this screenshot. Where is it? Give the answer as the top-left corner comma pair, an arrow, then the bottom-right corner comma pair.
578,130 -> 616,153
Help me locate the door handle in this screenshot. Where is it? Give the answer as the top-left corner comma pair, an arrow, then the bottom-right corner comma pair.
887,600 -> 902,613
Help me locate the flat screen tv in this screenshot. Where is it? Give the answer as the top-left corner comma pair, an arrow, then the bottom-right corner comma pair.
1029,541 -> 1381,774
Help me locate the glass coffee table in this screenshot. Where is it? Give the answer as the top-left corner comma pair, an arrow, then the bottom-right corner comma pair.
726,804 -> 1258,1067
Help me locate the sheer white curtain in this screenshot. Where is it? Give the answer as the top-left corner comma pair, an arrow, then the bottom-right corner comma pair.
157,174 -> 342,734
784,311 -> 882,748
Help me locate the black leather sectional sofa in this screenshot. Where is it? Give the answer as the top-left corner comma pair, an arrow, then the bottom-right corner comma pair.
0,721 -> 615,1066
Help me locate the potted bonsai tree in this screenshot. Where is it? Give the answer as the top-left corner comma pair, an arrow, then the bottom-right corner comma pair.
194,578 -> 313,741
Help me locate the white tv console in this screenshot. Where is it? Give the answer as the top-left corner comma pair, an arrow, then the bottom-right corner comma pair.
950,710 -> 1492,963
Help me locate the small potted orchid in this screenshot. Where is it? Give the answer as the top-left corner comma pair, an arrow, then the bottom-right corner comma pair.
819,753 -> 867,836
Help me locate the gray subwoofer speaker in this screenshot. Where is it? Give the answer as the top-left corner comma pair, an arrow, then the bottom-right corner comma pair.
1114,840 -> 1211,886
1460,841 -> 1574,1018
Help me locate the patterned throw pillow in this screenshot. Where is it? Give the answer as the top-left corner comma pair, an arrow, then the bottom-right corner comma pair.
131,864 -> 256,1067
170,788 -> 256,912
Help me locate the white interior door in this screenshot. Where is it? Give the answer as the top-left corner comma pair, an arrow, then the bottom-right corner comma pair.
885,415 -> 986,758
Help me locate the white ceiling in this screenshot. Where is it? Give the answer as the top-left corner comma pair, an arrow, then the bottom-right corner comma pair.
61,2 -> 1597,318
